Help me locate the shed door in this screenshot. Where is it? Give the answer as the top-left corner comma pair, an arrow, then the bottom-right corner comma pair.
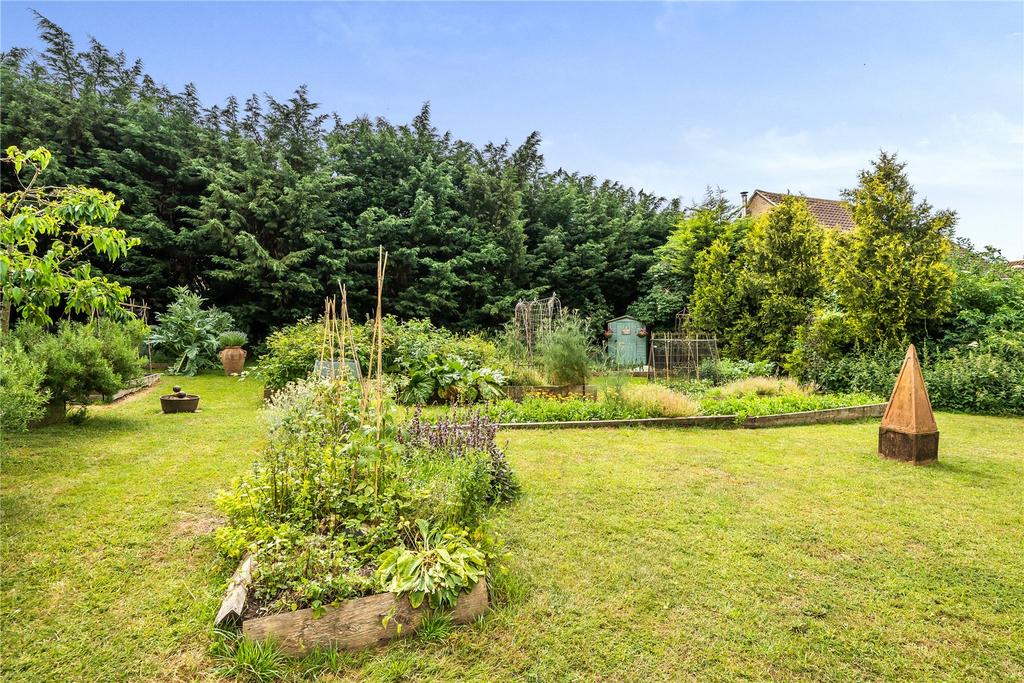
612,323 -> 645,367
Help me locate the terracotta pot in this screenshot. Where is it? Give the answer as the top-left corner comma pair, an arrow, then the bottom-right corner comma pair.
219,346 -> 247,375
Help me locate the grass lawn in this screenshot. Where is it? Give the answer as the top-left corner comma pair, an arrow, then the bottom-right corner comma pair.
2,374 -> 1022,681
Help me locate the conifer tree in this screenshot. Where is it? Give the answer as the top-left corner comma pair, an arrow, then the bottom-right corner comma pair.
828,152 -> 955,346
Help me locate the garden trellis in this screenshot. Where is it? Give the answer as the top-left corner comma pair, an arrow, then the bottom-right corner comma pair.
649,331 -> 720,380
513,294 -> 561,359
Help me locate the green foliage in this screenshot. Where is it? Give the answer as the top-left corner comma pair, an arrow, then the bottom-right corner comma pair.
699,358 -> 776,385
827,151 -> 955,346
536,313 -> 593,385
689,236 -> 740,336
727,197 -> 825,365
211,632 -> 288,683
0,337 -> 50,431
253,318 -> 322,390
96,317 -> 149,381
416,610 -> 456,643
215,375 -> 513,616
631,189 -> 750,328
257,316 -> 506,401
486,394 -> 662,423
15,321 -> 140,403
809,346 -> 1024,416
376,520 -> 487,610
700,392 -> 883,421
0,146 -> 138,330
218,330 -> 247,348
3,20 -> 678,338
150,287 -> 233,375
796,242 -> 1024,416
938,240 -> 1024,348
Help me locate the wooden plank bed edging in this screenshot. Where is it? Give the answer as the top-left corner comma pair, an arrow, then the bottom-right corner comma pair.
495,403 -> 888,430
242,578 -> 489,657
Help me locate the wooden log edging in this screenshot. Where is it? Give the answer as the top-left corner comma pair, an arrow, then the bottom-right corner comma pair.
215,555 -> 489,656
244,579 -> 488,657
214,555 -> 254,629
495,403 -> 887,430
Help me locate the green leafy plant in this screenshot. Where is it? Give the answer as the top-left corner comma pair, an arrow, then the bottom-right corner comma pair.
150,287 -> 233,375
16,322 -> 124,403
536,312 -> 593,386
700,392 -> 882,421
1,146 -> 138,333
211,631 -> 287,683
218,330 -> 248,349
416,610 -> 455,643
376,520 -> 487,610
0,337 -> 50,431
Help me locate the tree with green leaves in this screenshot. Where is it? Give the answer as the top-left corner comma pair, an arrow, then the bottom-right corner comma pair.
728,196 -> 825,364
0,146 -> 138,333
828,151 -> 955,346
689,236 -> 741,337
630,188 -> 747,328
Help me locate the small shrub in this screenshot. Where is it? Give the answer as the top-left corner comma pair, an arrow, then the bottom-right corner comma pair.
20,322 -> 122,402
254,318 -> 321,391
700,358 -> 776,384
502,363 -> 546,387
219,330 -> 248,348
96,317 -> 149,381
0,338 -> 50,431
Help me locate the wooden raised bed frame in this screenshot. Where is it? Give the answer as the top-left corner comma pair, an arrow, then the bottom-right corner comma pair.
215,557 -> 489,657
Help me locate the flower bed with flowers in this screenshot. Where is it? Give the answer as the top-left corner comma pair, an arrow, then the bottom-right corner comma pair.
214,377 -> 517,619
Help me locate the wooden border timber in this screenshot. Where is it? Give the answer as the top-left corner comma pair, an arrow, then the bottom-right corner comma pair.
215,556 -> 489,657
495,403 -> 887,430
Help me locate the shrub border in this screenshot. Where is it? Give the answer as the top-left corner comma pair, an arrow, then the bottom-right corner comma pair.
495,403 -> 887,430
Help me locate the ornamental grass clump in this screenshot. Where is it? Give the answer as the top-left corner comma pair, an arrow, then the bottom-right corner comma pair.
622,384 -> 700,417
214,250 -> 513,621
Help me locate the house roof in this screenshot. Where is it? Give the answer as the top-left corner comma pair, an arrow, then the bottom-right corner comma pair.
752,190 -> 856,232
1008,259 -> 1024,270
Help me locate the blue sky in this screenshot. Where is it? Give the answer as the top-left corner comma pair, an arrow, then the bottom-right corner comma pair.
3,2 -> 1022,256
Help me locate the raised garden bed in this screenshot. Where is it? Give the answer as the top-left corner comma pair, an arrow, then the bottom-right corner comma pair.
215,557 -> 489,656
90,373 -> 161,403
496,403 -> 887,430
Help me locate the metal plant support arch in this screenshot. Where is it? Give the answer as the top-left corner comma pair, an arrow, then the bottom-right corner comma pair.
514,294 -> 561,359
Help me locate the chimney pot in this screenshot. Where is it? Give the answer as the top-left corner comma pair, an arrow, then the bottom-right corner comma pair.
740,191 -> 749,216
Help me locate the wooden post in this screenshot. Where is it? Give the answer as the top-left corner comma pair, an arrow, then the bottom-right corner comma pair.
878,344 -> 939,465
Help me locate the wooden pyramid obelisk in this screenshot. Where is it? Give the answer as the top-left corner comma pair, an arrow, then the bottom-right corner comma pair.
878,344 -> 939,464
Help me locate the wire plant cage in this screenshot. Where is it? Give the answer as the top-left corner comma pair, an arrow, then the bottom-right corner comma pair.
513,294 -> 561,359
650,309 -> 720,380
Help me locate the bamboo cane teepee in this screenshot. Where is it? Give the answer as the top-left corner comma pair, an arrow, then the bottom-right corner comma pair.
878,344 -> 939,464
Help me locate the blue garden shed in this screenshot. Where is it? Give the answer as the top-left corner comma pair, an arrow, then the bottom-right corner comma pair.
605,315 -> 648,368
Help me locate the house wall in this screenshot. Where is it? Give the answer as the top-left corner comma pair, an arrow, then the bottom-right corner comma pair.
745,193 -> 774,218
